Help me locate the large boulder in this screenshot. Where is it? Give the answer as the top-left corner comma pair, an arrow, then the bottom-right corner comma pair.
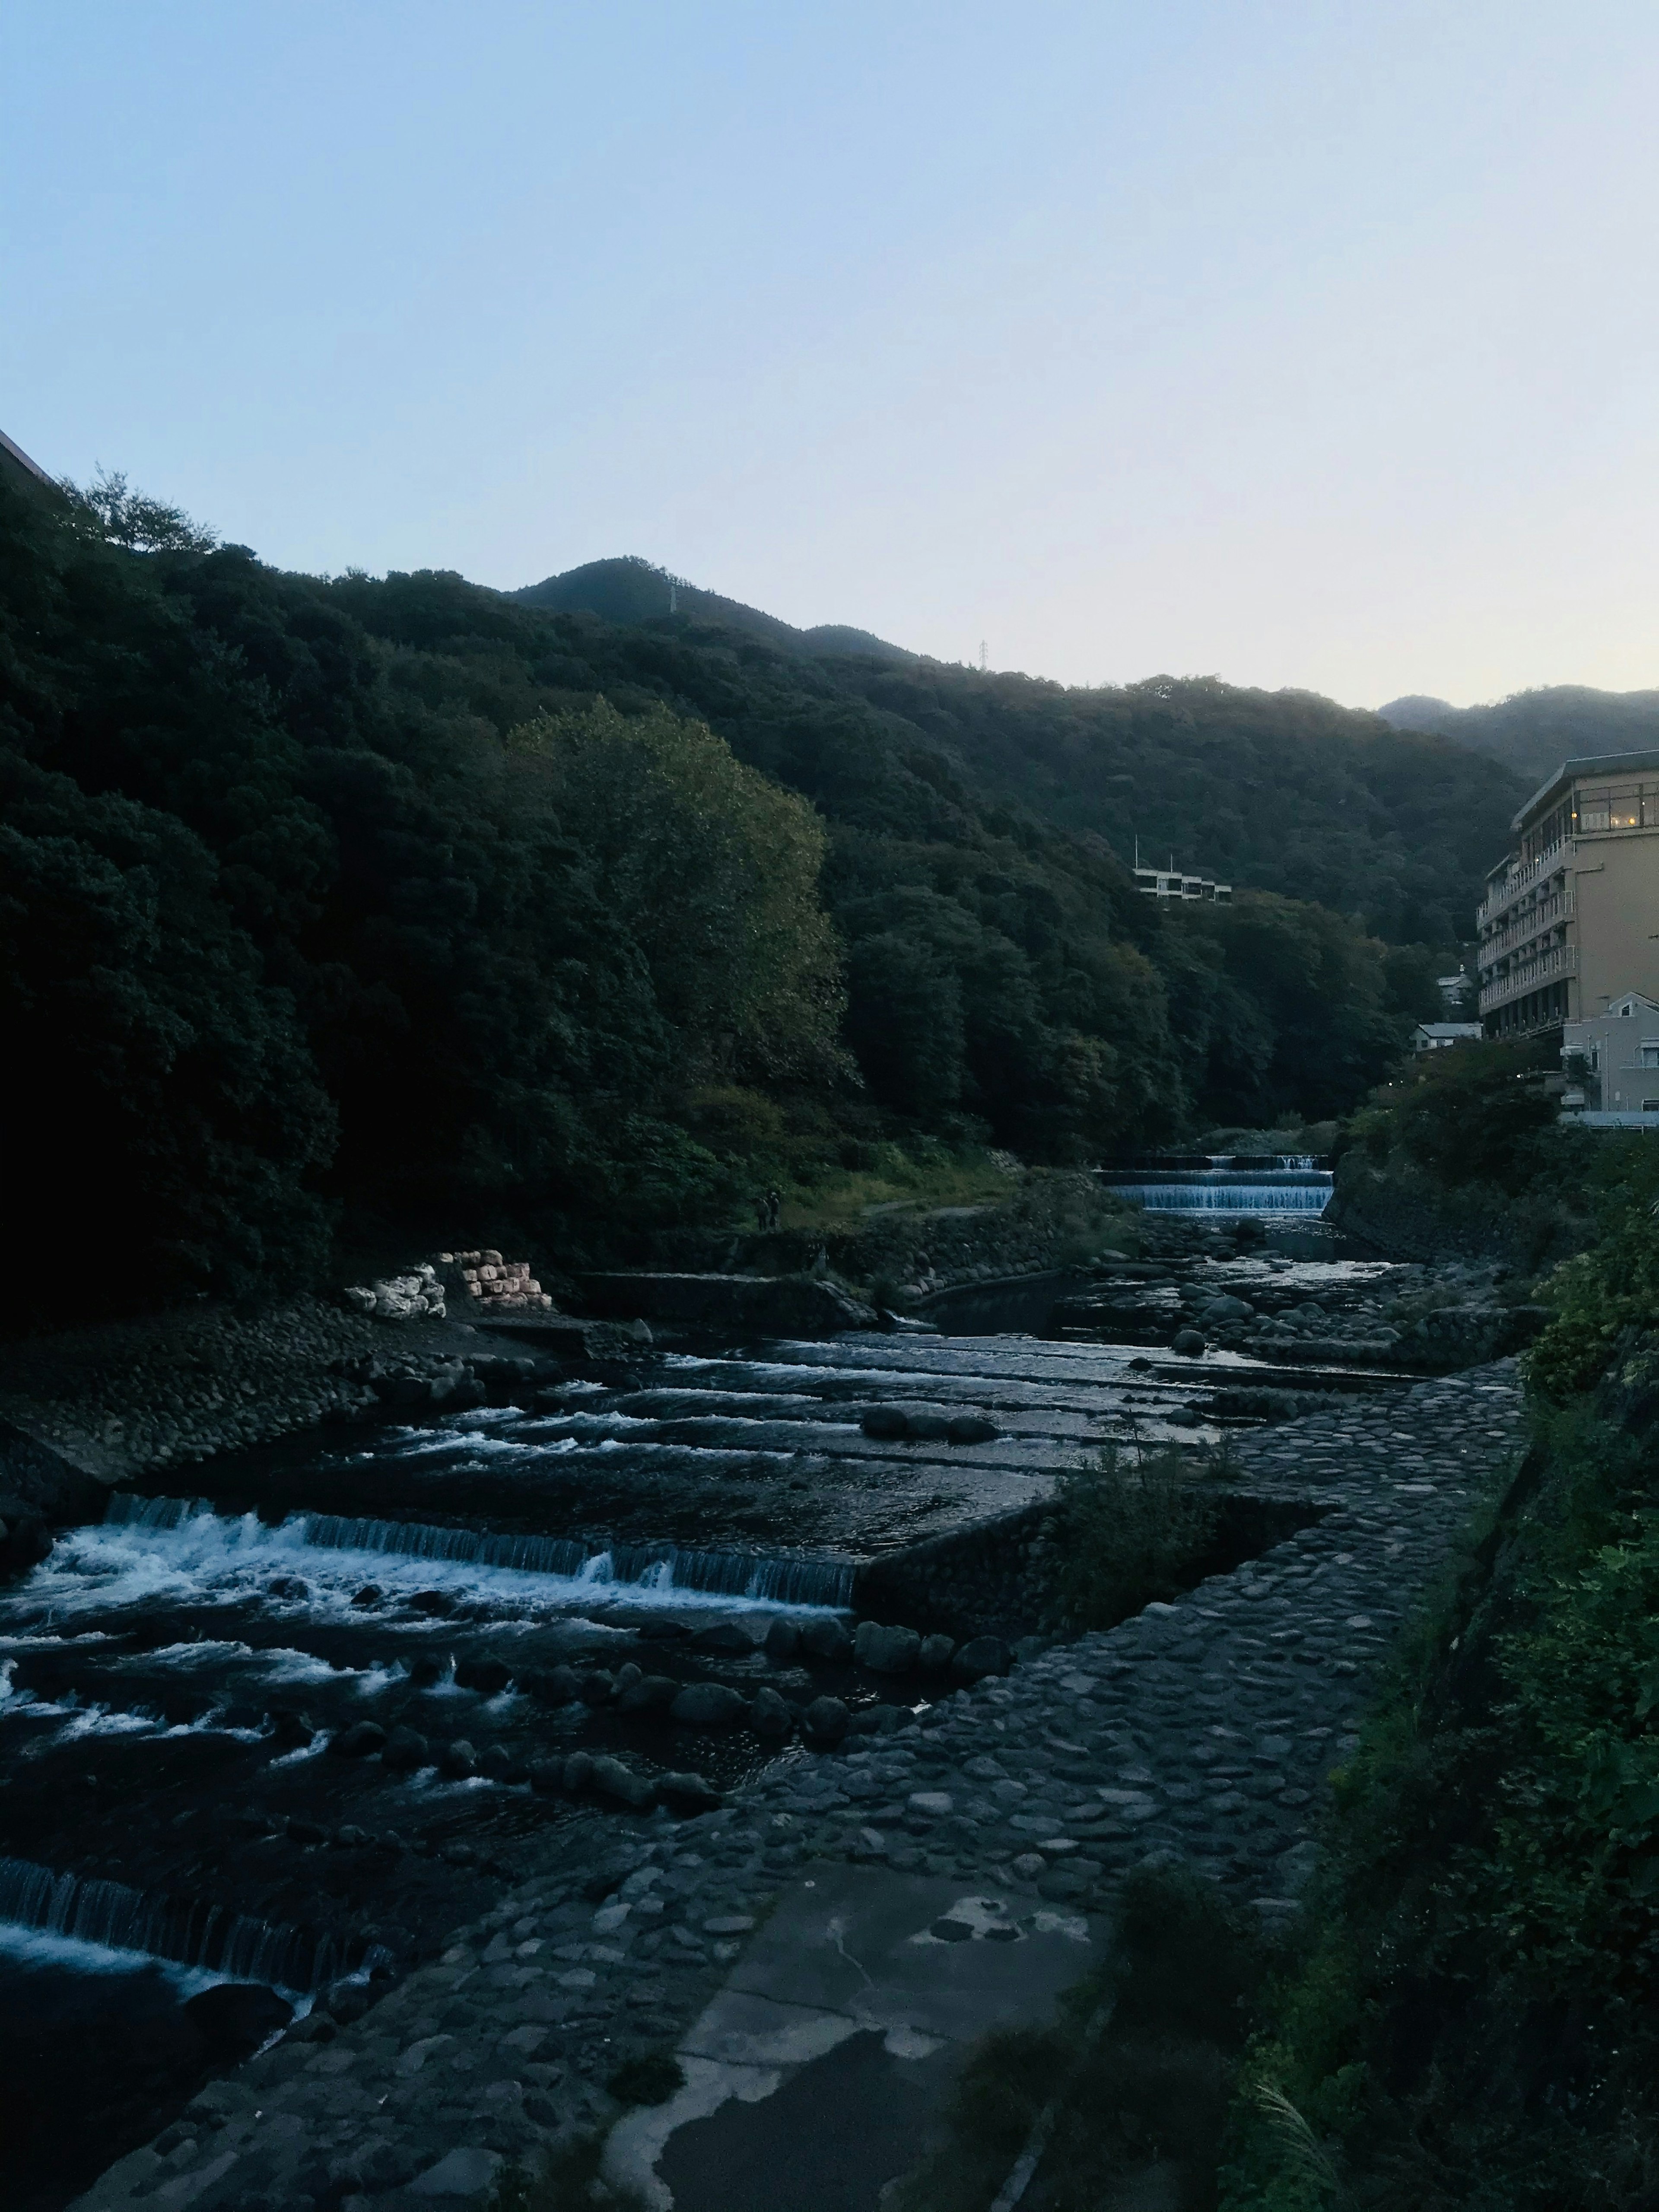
331,1721 -> 388,1758
803,1694 -> 849,1744
453,1656 -> 513,1695
747,1685 -> 794,1738
918,1634 -> 957,1672
950,1635 -> 1012,1682
184,1983 -> 293,2059
799,1616 -> 854,1663
861,1407 -> 911,1440
522,1664 -> 581,1707
616,1674 -> 681,1718
690,1622 -> 759,1654
439,1739 -> 477,1779
763,1618 -> 801,1662
947,1414 -> 999,1445
669,1682 -> 749,1729
382,1725 -> 429,1773
590,1756 -> 656,1811
655,1771 -> 724,1814
854,1622 -> 921,1675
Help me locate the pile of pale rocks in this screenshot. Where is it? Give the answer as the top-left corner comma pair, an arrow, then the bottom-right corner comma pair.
445,1253 -> 554,1313
341,1265 -> 447,1322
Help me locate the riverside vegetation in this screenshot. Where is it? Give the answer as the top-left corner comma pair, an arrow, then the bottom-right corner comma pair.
3,473 -> 1526,1334
883,1069 -> 1659,2211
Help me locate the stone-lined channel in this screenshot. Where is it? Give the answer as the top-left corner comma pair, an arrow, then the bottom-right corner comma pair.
58,1359 -> 1526,2212
0,1243 -> 1490,2209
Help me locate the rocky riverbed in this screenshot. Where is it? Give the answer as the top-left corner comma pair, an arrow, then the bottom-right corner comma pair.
60,1360 -> 1527,2212
0,1219 -> 1537,2211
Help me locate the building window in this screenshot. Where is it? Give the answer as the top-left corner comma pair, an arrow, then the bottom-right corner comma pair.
1642,1045 -> 1659,1069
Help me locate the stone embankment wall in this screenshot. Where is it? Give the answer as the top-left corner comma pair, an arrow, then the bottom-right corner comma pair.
1326,1157 -> 1589,1269
856,1493 -> 1322,1640
0,1298 -> 465,1502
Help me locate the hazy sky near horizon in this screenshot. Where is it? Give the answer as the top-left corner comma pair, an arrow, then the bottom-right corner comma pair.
5,2 -> 1657,708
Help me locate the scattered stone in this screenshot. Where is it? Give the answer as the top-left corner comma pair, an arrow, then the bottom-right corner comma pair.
691,1622 -> 758,1654
803,1694 -> 850,1743
656,1771 -> 724,1814
590,1756 -> 656,1811
616,1673 -> 681,1717
441,1738 -> 478,1779
947,1414 -> 1000,1444
763,1618 -> 801,1662
951,1634 -> 1012,1682
800,1617 -> 854,1662
855,1621 -> 922,1674
331,1720 -> 388,1758
748,1685 -> 794,1738
669,1681 -> 749,1729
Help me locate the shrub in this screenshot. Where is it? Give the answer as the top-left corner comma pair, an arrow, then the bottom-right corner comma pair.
1045,1446 -> 1221,1631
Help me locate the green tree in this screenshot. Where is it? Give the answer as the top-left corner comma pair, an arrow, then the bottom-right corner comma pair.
506,698 -> 846,1081
57,466 -> 219,553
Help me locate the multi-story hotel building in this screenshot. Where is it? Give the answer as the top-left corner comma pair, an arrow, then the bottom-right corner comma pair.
1478,749 -> 1659,1038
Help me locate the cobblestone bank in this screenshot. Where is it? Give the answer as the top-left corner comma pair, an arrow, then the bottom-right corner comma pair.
0,1300 -> 501,1494
72,1365 -> 1527,2212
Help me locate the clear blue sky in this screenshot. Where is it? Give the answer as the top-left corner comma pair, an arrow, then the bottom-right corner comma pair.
5,2 -> 1656,706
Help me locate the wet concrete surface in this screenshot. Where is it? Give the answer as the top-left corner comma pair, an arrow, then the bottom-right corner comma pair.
608,1864 -> 1102,2212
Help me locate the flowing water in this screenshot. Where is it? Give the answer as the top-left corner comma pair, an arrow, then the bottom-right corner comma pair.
1098,1154 -> 1334,1214
0,1284 -> 1408,2207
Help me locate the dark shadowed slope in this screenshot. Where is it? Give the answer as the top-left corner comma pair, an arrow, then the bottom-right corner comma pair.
1379,683 -> 1659,783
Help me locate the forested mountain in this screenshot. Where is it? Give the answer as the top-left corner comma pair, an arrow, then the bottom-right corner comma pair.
0,480 -> 1519,1326
1379,684 -> 1659,785
524,559 -> 1526,948
514,555 -> 914,665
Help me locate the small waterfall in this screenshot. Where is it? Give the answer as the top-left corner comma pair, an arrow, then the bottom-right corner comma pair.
1099,1158 -> 1333,1215
101,1495 -> 856,1609
0,1856 -> 390,1992
1104,1180 -> 1332,1214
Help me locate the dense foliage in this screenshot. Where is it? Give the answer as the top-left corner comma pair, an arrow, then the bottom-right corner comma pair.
1220,1107 -> 1659,2209
1,480 -> 1484,1324
1381,682 -> 1659,784
522,556 -> 1529,950
1221,1381 -> 1659,2211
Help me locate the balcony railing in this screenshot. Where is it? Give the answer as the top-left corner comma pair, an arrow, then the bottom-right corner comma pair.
1478,839 -> 1570,928
1478,943 -> 1578,1015
1480,893 -> 1575,964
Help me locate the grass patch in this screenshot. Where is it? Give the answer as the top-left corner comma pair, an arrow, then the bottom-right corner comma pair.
1044,1444 -> 1224,1633
769,1142 -> 1025,1233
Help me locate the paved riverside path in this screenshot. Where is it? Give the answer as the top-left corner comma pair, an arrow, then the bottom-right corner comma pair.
70,1365 -> 1526,2212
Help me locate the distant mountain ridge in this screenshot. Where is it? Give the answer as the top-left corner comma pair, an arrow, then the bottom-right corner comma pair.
1377,685 -> 1659,785
512,555 -> 916,665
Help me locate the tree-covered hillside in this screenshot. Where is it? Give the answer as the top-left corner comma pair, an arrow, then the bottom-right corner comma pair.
1,483 -> 1508,1327
1379,683 -> 1659,785
523,557 -> 1526,950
